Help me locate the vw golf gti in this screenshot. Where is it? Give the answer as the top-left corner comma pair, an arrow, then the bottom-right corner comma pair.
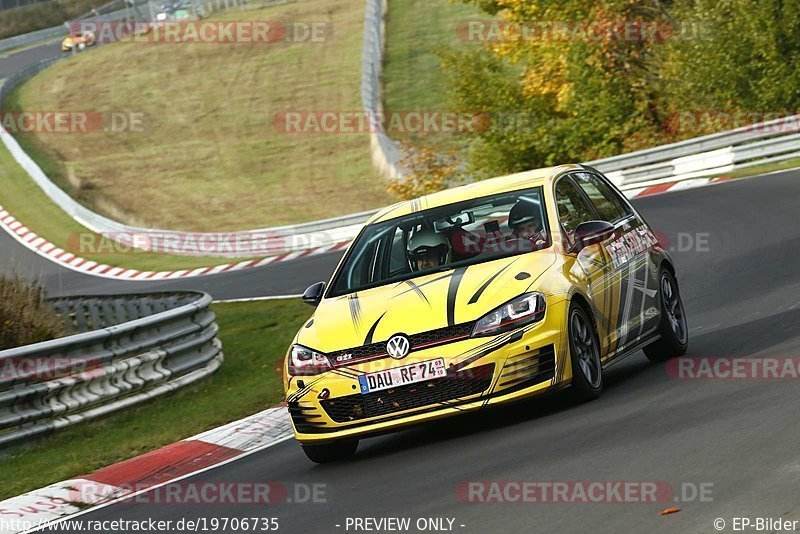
284,164 -> 688,463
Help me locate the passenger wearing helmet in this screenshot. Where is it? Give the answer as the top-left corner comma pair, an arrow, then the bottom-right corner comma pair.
506,199 -> 546,251
407,229 -> 452,271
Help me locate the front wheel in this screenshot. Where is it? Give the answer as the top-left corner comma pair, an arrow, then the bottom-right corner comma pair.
568,303 -> 603,401
301,439 -> 358,464
644,269 -> 688,362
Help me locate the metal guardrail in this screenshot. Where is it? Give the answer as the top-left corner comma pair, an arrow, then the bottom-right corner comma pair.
590,115 -> 800,173
591,115 -> 800,187
0,291 -> 222,447
3,0 -> 800,260
362,0 -> 404,180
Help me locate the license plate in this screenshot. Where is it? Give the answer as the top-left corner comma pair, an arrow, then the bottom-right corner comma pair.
358,358 -> 447,394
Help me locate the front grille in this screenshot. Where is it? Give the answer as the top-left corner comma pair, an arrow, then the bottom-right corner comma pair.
320,363 -> 495,423
327,322 -> 475,366
409,322 -> 474,348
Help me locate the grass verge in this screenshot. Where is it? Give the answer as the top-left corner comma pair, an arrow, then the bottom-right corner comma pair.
8,0 -> 392,232
718,157 -> 800,180
0,140 -> 245,272
0,273 -> 66,350
0,298 -> 309,500
383,0 -> 486,153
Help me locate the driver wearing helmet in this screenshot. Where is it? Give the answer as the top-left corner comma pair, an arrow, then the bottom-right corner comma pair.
507,199 -> 546,250
407,229 -> 452,271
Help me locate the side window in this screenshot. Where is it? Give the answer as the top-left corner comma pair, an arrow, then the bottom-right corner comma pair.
343,228 -> 395,288
573,172 -> 630,223
555,177 -> 596,241
388,228 -> 410,277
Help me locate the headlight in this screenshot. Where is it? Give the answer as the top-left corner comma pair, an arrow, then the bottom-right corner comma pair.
288,344 -> 331,376
472,292 -> 546,337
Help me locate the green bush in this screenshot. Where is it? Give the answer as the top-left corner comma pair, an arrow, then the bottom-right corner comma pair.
440,0 -> 800,177
0,0 -> 109,40
0,274 -> 65,350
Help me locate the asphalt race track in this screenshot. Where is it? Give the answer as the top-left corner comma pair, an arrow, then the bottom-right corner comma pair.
0,168 -> 793,532
4,42 -> 800,534
0,42 -> 61,78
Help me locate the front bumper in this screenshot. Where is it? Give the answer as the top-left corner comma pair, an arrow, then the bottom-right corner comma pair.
286,299 -> 573,444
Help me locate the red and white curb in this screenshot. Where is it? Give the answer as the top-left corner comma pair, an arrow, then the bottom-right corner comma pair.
0,204 -> 350,281
0,176 -> 734,282
0,406 -> 292,534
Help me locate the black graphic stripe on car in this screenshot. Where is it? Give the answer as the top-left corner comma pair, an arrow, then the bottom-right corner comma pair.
447,267 -> 468,326
468,260 -> 517,305
348,292 -> 362,330
404,280 -> 431,306
391,272 -> 453,299
364,312 -> 386,345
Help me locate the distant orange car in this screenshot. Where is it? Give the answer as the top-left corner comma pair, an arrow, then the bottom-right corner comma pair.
61,31 -> 95,52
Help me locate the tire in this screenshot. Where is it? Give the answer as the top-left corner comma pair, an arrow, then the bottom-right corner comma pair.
644,268 -> 688,362
568,302 -> 603,401
301,439 -> 358,464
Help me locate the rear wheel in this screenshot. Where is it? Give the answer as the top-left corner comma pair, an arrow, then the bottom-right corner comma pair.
644,269 -> 688,362
568,303 -> 603,401
301,439 -> 358,464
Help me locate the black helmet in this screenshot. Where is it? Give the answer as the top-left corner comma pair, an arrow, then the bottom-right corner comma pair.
508,199 -> 541,230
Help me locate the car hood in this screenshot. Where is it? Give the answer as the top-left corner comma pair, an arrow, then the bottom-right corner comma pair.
297,250 -> 557,353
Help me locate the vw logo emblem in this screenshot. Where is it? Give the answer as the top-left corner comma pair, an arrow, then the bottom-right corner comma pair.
386,334 -> 410,360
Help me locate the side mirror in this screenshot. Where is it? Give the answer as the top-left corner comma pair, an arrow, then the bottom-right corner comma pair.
574,220 -> 615,251
302,281 -> 326,307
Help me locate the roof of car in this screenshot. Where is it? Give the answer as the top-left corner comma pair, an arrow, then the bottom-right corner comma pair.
367,163 -> 582,225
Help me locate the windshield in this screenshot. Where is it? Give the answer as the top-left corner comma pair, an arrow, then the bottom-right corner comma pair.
328,186 -> 550,297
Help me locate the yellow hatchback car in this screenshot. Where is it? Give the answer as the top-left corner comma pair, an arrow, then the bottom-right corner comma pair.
285,164 -> 688,463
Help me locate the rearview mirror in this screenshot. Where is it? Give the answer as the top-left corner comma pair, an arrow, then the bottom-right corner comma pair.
302,281 -> 326,307
574,221 -> 615,251
434,211 -> 475,232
